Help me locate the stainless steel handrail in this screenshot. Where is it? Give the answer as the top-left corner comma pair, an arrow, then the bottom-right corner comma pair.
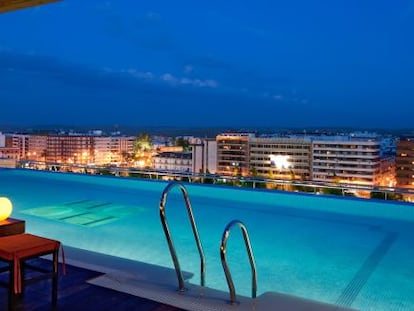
159,181 -> 206,292
220,219 -> 257,304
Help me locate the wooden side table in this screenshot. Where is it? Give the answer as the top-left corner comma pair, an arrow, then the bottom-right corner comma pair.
0,233 -> 61,310
0,218 -> 25,237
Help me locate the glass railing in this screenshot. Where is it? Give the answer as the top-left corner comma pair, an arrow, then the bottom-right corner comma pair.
16,160 -> 413,203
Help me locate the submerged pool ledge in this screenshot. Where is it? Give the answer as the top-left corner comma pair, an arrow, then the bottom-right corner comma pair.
64,246 -> 357,311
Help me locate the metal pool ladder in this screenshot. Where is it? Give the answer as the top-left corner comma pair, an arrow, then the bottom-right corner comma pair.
159,182 -> 206,291
220,219 -> 257,304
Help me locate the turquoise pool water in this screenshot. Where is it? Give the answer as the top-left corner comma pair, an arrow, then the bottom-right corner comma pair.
1,169 -> 414,311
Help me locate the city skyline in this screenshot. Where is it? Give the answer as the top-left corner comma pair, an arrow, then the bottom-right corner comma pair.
1,0 -> 414,129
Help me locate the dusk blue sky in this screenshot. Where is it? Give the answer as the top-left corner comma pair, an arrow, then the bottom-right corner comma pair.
1,0 -> 413,129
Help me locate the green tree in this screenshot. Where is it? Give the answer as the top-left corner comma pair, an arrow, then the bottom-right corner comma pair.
249,165 -> 257,177
134,133 -> 152,154
175,137 -> 190,150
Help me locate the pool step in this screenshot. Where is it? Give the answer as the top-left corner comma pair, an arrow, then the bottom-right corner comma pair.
21,200 -> 144,227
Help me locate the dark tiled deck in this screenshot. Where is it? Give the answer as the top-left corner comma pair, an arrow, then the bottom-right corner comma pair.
0,259 -> 186,311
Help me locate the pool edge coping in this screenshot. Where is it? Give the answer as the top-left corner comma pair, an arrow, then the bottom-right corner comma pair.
63,245 -> 358,311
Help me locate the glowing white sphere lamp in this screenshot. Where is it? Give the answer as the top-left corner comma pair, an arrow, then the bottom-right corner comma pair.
0,197 -> 13,221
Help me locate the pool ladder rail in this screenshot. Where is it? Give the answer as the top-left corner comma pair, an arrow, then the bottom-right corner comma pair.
159,181 -> 258,305
159,181 -> 206,291
220,219 -> 257,305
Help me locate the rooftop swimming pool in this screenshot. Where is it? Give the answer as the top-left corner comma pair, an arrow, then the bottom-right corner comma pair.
1,169 -> 413,311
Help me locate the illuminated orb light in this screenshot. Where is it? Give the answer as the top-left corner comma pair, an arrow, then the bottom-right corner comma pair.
0,197 -> 13,221
269,154 -> 292,170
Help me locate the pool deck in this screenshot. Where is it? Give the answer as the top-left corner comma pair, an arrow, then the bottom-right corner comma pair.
61,246 -> 358,311
0,257 -> 184,311
0,245 -> 358,310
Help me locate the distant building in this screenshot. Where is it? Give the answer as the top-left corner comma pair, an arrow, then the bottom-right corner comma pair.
0,132 -> 20,162
27,135 -> 48,161
0,129 -> 397,188
5,134 -> 29,160
216,133 -> 254,176
0,147 -> 20,160
0,132 -> 4,147
250,136 -> 312,180
94,136 -> 136,166
214,132 -> 395,186
45,135 -> 95,164
192,138 -> 217,174
153,151 -> 192,172
396,137 -> 414,188
312,135 -> 388,186
93,137 -> 113,165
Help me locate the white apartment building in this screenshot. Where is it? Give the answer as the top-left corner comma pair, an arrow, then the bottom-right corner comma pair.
153,152 -> 192,173
192,138 -> 217,174
94,137 -> 113,165
94,136 -> 135,165
312,136 -> 384,185
0,132 -> 5,147
250,137 -> 312,180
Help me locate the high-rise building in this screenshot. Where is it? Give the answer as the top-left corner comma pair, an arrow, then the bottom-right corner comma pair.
250,137 -> 312,180
396,137 -> 414,188
216,133 -> 253,176
192,138 -> 217,174
27,135 -> 48,162
46,135 -> 95,164
312,136 -> 385,185
94,136 -> 135,165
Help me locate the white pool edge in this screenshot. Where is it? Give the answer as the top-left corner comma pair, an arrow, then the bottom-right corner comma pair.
63,246 -> 357,311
